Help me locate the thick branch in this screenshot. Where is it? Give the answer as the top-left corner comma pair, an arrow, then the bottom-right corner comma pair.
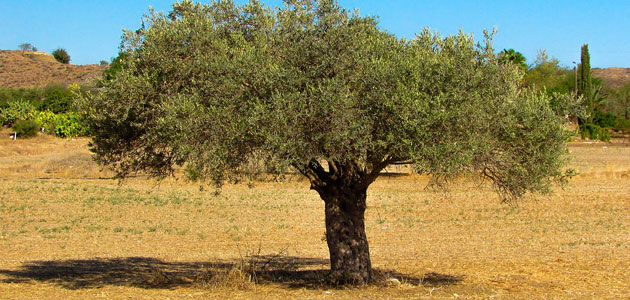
328,160 -> 341,180
361,156 -> 406,188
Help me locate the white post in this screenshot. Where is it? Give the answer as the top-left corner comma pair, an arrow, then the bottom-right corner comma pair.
13,132 -> 17,140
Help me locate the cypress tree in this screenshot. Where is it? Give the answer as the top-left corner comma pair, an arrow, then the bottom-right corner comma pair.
577,44 -> 592,123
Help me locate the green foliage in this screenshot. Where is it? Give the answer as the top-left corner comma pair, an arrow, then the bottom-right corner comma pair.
52,48 -> 71,64
85,0 -> 571,202
35,111 -> 57,133
0,99 -> 37,126
580,123 -> 610,142
0,87 -> 44,109
547,92 -> 587,120
100,52 -> 129,84
524,50 -> 569,90
592,109 -> 617,128
577,44 -> 593,123
40,85 -> 76,113
614,118 -> 630,131
0,85 -> 81,114
12,119 -> 39,138
36,111 -> 88,137
498,49 -> 527,71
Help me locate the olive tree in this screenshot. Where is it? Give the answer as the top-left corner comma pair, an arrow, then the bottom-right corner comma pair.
85,0 -> 571,284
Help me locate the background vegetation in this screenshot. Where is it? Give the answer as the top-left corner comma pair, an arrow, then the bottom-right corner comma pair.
0,84 -> 89,138
503,47 -> 630,140
52,48 -> 71,64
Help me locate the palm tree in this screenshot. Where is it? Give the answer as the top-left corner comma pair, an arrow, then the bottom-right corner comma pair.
499,48 -> 528,71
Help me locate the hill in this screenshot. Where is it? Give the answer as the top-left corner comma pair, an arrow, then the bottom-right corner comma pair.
592,67 -> 630,90
0,50 -> 105,88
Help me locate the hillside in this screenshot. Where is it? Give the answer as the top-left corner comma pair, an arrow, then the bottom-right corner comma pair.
592,67 -> 630,90
0,50 -> 105,88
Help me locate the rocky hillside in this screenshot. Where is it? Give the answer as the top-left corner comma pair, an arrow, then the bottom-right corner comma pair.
0,50 -> 105,88
592,67 -> 630,90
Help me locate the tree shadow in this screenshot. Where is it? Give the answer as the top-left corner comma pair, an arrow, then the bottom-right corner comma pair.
0,256 -> 461,290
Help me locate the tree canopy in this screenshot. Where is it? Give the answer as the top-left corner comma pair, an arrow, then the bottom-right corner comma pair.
85,0 -> 572,283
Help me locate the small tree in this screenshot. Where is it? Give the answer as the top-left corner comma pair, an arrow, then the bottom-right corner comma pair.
85,0 -> 572,284
52,48 -> 71,64
524,50 -> 568,90
18,43 -> 35,52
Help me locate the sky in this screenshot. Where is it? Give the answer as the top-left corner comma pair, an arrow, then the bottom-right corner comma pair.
1,0 -> 629,68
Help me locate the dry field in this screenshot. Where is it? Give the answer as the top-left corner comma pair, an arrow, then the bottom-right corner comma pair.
0,129 -> 628,299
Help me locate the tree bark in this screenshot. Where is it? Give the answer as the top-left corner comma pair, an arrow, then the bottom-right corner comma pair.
297,159 -> 386,284
319,183 -> 371,284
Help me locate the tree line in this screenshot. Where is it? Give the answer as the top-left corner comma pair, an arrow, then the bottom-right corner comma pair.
500,46 -> 630,141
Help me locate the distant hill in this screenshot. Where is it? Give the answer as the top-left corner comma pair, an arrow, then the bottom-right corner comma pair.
0,50 -> 105,88
592,67 -> 630,90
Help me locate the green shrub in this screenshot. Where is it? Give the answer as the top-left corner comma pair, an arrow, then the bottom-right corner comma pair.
12,119 -> 39,138
36,111 -> 56,133
615,118 -> 630,131
52,48 -> 71,64
0,99 -> 38,126
41,85 -> 75,113
0,87 -> 43,110
36,111 -> 89,137
592,109 -> 618,129
580,123 -> 610,142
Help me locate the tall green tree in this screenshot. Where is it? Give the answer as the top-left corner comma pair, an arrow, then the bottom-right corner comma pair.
84,0 -> 572,284
577,44 -> 593,123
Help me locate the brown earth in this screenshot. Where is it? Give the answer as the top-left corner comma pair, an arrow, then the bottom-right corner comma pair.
592,67 -> 630,90
0,50 -> 105,88
0,129 -> 629,299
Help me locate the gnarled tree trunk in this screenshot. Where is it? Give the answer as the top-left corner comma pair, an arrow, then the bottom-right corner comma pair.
319,183 -> 371,284
299,159 -> 382,284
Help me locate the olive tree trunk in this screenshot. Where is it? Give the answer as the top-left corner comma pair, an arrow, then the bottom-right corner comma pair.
318,183 -> 371,284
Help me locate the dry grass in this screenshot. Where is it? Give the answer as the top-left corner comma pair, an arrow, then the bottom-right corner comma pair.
592,67 -> 630,90
0,50 -> 104,88
0,131 -> 628,299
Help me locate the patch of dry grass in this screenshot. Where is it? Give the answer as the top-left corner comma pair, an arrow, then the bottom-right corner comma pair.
0,50 -> 105,88
0,133 -> 628,299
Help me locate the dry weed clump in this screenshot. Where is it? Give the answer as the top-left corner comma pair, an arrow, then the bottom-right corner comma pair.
194,265 -> 254,290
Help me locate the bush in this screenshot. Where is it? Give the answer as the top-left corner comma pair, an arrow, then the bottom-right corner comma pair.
41,85 -> 75,113
36,111 -> 56,133
592,109 -> 618,129
580,123 -> 610,142
0,87 -> 44,109
52,48 -> 71,64
36,111 -> 89,137
12,119 -> 39,138
0,99 -> 38,126
615,118 -> 630,131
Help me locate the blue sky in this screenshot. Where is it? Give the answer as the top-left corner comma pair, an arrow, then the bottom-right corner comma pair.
1,0 -> 629,68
